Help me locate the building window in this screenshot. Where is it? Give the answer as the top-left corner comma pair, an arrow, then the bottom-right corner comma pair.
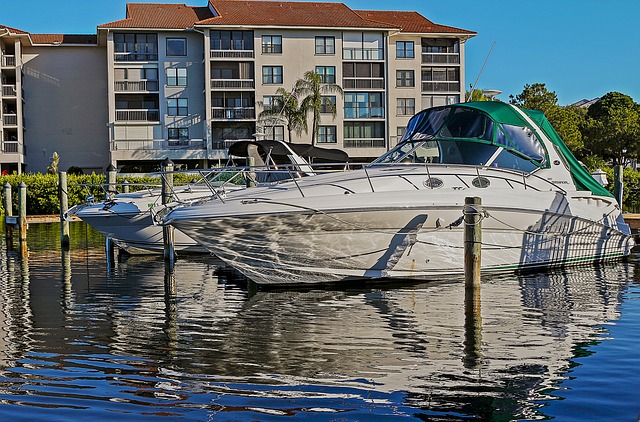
166,68 -> 187,86
262,95 -> 282,112
344,92 -> 384,119
210,30 -> 254,51
262,66 -> 283,84
421,67 -> 460,92
396,41 -> 414,58
114,33 -> 158,61
396,98 -> 415,116
315,36 -> 335,55
166,38 -> 187,56
320,96 -> 336,113
262,35 -> 282,53
168,98 -> 188,116
343,121 -> 386,148
396,70 -> 414,87
396,126 -> 407,143
318,126 -> 337,144
315,66 -> 336,83
168,128 -> 189,146
265,125 -> 285,141
342,62 -> 384,89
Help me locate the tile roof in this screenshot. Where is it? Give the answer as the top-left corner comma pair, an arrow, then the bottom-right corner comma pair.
354,10 -> 475,35
30,34 -> 98,45
99,3 -> 213,29
0,24 -> 30,35
199,0 -> 397,29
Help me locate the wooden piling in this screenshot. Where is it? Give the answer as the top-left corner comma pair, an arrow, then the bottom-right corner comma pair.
3,182 -> 13,241
246,156 -> 256,187
614,165 -> 624,208
59,171 -> 70,248
463,196 -> 482,367
18,182 -> 27,242
122,180 -> 130,193
106,164 -> 117,200
161,158 -> 175,264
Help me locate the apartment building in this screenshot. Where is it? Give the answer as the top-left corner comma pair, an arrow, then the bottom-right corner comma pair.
1,1 -> 475,173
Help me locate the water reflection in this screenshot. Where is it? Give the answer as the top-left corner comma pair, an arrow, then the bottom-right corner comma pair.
0,223 -> 634,420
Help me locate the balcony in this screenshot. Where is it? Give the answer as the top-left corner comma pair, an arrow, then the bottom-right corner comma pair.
342,48 -> 384,60
1,56 -> 16,67
2,113 -> 18,126
115,109 -> 160,122
111,139 -> 206,151
344,107 -> 385,119
114,52 -> 158,62
422,53 -> 460,64
2,141 -> 21,153
342,77 -> 385,90
115,80 -> 159,92
343,138 -> 386,148
211,107 -> 255,120
421,81 -> 460,92
2,85 -> 17,97
210,79 -> 255,90
210,50 -> 254,59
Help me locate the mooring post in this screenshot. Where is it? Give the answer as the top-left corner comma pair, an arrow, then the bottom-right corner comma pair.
106,164 -> 117,200
161,158 -> 175,264
614,165 -> 624,208
463,196 -> 482,367
59,171 -> 70,249
122,179 -> 130,194
246,156 -> 256,188
18,182 -> 27,242
3,182 -> 13,241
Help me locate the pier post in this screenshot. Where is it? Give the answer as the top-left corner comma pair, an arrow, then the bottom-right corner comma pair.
161,158 -> 175,264
59,171 -> 70,249
246,156 -> 256,188
18,182 -> 27,242
3,182 -> 13,241
105,164 -> 117,200
614,165 -> 624,208
463,196 -> 482,367
122,180 -> 130,194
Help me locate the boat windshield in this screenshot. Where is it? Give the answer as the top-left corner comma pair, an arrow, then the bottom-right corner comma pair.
374,105 -> 545,173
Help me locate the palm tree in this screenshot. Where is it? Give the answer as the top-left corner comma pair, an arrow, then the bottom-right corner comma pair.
257,87 -> 307,143
294,70 -> 344,145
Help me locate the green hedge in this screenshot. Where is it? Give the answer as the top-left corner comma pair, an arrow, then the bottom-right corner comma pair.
0,173 -> 204,215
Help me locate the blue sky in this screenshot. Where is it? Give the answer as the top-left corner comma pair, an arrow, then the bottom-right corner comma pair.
3,0 -> 638,105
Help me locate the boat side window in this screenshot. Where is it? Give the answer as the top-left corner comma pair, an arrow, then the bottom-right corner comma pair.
439,140 -> 498,165
401,108 -> 450,141
439,108 -> 493,141
496,124 -> 546,164
490,149 -> 539,173
374,141 -> 423,163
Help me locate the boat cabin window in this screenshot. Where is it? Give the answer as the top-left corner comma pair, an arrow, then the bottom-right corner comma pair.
400,107 -> 449,141
439,108 -> 493,141
495,124 -> 545,164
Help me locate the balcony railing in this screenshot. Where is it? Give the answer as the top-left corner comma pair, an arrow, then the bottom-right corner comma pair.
342,48 -> 384,60
2,141 -> 20,153
111,139 -> 207,151
115,80 -> 159,92
210,50 -> 254,59
2,113 -> 18,126
421,81 -> 460,92
211,107 -> 255,120
2,84 -> 17,97
115,109 -> 160,122
344,107 -> 385,119
1,56 -> 16,67
421,53 -> 460,64
211,139 -> 245,150
343,138 -> 386,148
114,52 -> 158,62
342,77 -> 385,90
210,79 -> 255,89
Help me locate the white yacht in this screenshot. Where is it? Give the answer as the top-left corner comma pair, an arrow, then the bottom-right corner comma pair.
165,102 -> 634,284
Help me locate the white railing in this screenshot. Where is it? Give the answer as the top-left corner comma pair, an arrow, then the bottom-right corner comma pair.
211,139 -> 244,150
210,50 -> 254,59
344,107 -> 385,119
421,81 -> 460,92
2,113 -> 18,126
210,79 -> 255,89
114,52 -> 158,62
115,109 -> 160,122
342,48 -> 384,60
1,56 -> 16,67
211,107 -> 255,120
2,142 -> 20,153
111,139 -> 207,151
421,53 -> 460,64
343,138 -> 386,148
342,77 -> 385,89
2,84 -> 17,97
114,80 -> 159,92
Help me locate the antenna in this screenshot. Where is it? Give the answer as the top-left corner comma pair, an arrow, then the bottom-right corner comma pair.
466,42 -> 496,101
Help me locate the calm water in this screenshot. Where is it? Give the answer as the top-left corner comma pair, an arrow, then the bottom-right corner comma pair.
0,222 -> 639,421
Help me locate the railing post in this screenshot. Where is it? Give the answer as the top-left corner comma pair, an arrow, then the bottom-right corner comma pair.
3,182 -> 13,241
59,171 -> 70,249
105,164 -> 117,200
18,182 -> 27,242
161,158 -> 175,265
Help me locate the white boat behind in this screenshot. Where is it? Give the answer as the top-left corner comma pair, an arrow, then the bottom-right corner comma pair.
165,102 -> 634,284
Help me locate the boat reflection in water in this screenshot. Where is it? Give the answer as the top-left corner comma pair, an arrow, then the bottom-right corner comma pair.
0,231 -> 635,419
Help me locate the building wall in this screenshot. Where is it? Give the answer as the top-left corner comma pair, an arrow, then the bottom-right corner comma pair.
22,46 -> 108,173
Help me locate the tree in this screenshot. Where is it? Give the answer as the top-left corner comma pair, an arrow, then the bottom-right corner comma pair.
257,87 -> 307,143
466,88 -> 492,102
581,92 -> 640,166
509,83 -> 558,115
294,70 -> 344,145
546,105 -> 586,155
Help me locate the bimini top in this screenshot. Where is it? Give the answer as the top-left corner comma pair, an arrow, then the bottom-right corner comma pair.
377,101 -> 610,197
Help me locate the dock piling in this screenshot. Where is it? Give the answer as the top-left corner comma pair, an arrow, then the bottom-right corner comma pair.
106,164 -> 117,200
161,158 -> 175,264
614,165 -> 624,208
3,182 -> 13,241
18,182 -> 27,242
463,196 -> 482,367
59,171 -> 70,248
